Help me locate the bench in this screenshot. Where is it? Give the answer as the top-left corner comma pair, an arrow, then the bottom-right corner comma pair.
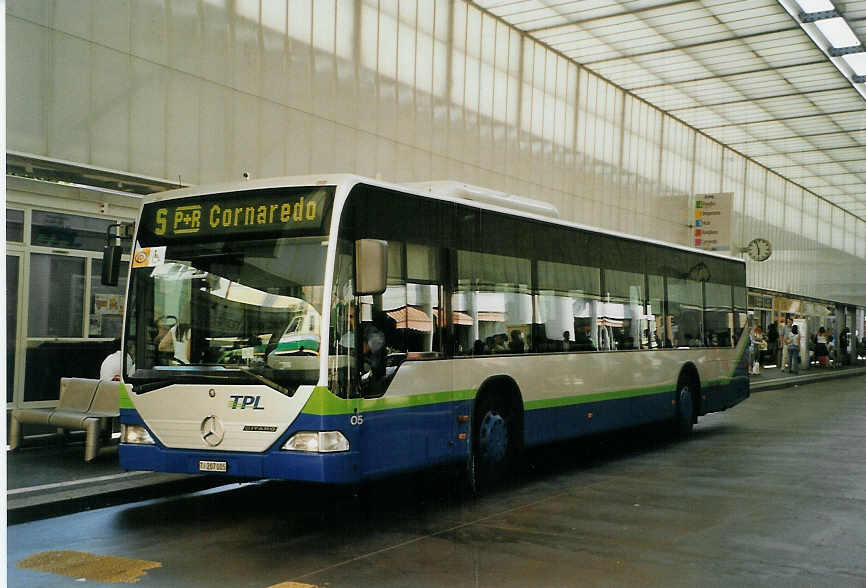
9,378 -> 124,462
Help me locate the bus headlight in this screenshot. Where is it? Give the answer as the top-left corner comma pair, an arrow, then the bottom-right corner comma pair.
121,424 -> 155,445
283,431 -> 349,453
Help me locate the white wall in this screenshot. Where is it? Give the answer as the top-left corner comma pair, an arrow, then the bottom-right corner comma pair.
6,0 -> 865,305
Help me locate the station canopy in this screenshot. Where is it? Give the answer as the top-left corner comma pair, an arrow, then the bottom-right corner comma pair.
475,0 -> 866,220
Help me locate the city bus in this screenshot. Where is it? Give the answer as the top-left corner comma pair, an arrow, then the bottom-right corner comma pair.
116,175 -> 750,489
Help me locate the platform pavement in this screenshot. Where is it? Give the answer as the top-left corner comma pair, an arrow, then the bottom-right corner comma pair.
6,362 -> 866,524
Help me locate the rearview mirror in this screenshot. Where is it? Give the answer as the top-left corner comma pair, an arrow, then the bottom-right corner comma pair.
354,239 -> 388,295
101,244 -> 123,286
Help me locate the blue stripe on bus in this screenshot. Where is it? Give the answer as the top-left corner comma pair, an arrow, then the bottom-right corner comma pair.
119,373 -> 749,482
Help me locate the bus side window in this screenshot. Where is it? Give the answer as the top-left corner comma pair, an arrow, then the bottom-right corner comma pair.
536,260 -> 600,353
452,250 -> 532,356
668,277 -> 704,347
603,269 -> 645,350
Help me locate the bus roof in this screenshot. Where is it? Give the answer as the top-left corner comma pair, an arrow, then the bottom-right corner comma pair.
143,173 -> 745,265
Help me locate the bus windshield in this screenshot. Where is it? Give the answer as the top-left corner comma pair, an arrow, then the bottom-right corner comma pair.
125,187 -> 335,393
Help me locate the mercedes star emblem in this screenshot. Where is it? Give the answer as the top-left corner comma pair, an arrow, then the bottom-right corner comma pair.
200,415 -> 225,447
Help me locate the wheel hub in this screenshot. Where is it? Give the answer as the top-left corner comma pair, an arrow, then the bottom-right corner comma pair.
479,412 -> 508,463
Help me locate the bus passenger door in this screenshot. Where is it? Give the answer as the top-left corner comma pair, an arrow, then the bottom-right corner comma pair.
356,245 -> 453,478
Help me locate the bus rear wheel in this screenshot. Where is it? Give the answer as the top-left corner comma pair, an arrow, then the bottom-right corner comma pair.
675,379 -> 696,437
469,396 -> 515,493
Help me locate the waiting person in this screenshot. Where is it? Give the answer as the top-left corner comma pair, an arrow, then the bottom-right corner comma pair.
840,328 -> 850,365
815,327 -> 829,368
767,322 -> 779,365
100,339 -> 135,381
786,325 -> 801,375
779,317 -> 793,371
562,330 -> 571,351
749,324 -> 765,374
508,330 -> 525,353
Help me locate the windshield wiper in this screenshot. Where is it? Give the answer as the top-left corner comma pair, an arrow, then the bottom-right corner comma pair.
238,367 -> 293,397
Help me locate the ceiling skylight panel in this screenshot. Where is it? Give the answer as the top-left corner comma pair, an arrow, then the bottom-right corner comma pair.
809,133 -> 858,150
737,141 -> 782,157
788,150 -> 834,165
674,106 -> 736,128
533,24 -> 583,43
799,176 -> 831,188
729,73 -> 792,100
677,79 -> 748,106
759,94 -> 819,118
782,65 -> 850,93
482,0 -> 547,18
784,117 -> 845,136
593,61 -> 664,89
711,10 -> 793,36
808,88 -> 865,112
829,111 -> 866,130
634,87 -> 701,111
843,160 -> 866,174
754,153 -> 803,167
698,101 -> 775,125
774,165 -> 815,179
706,126 -> 758,144
728,120 -> 794,142
631,51 -> 712,84
759,136 -> 819,153
515,14 -> 571,30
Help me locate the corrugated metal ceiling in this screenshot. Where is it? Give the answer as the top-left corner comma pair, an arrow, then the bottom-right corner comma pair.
474,0 -> 866,219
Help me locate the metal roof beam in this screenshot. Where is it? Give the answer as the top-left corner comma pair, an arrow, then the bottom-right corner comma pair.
666,85 -> 852,111
728,130 -> 864,145
701,108 -> 866,129
628,60 -> 829,91
520,0 -> 697,34
581,27 -> 799,65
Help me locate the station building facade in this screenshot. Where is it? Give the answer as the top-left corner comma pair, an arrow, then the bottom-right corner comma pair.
5,0 -> 866,410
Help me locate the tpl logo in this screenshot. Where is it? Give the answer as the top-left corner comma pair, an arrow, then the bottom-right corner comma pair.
228,395 -> 265,410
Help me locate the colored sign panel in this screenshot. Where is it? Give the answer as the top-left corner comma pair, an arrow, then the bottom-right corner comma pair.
693,192 -> 732,251
138,187 -> 334,244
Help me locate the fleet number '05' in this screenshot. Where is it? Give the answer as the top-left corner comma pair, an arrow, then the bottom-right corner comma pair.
350,414 -> 364,426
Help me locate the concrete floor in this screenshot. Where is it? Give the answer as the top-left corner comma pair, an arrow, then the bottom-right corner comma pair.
7,376 -> 866,587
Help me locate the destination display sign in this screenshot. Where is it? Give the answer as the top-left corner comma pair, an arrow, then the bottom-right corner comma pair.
139,187 -> 334,243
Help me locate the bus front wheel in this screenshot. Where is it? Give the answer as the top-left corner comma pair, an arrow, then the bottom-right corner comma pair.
469,396 -> 515,493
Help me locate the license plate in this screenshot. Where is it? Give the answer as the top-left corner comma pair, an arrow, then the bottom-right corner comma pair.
198,460 -> 227,472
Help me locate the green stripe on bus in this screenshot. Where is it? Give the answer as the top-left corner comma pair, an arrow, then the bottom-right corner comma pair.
302,386 -> 477,415
524,384 -> 673,411
119,383 -> 135,409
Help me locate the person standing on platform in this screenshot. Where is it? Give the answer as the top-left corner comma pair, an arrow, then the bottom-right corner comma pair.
786,325 -> 801,375
779,317 -> 792,372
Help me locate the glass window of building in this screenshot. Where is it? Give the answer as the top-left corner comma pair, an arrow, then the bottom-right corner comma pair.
90,259 -> 129,338
31,210 -> 114,251
7,256 -> 19,402
7,209 -> 24,242
28,254 -> 85,337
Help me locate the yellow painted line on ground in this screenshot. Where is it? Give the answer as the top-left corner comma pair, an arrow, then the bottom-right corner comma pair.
17,551 -> 161,584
